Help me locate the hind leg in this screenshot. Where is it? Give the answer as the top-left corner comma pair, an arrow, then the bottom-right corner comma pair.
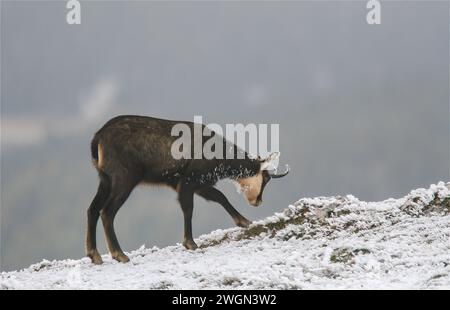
100,176 -> 136,263
86,174 -> 110,264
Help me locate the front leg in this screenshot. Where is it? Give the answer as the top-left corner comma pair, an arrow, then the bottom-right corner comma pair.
177,184 -> 198,250
196,186 -> 252,228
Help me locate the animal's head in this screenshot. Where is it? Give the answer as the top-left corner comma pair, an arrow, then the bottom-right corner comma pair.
237,152 -> 289,207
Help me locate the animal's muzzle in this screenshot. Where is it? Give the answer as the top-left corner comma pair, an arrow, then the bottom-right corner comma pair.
251,199 -> 262,207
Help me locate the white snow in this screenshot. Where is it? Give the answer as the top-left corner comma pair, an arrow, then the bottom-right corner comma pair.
2,182 -> 450,290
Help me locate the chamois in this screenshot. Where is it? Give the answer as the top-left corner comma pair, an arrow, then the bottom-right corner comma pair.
86,115 -> 289,264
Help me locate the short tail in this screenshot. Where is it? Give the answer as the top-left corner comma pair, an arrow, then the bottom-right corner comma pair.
91,137 -> 98,161
91,136 -> 99,162
90,135 -> 104,169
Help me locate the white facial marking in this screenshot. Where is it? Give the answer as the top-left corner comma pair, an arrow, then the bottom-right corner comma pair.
237,172 -> 263,205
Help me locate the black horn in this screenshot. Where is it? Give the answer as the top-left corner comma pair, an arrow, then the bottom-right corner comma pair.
269,165 -> 290,179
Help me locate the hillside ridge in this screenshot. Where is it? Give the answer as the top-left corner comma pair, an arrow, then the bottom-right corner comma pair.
1,182 -> 449,289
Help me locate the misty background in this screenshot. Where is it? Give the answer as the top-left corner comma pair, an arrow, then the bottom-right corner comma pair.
1,1 -> 448,271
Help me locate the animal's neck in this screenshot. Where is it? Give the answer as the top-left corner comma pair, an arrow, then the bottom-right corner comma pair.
224,159 -> 261,180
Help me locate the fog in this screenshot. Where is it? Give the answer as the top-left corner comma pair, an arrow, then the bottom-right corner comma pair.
1,1 -> 448,271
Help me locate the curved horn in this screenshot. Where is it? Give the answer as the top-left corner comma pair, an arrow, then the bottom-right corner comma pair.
269,164 -> 290,179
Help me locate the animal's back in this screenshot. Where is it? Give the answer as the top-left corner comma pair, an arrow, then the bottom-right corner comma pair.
91,115 -> 193,183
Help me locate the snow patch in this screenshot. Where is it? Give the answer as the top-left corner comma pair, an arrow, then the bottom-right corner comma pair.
1,182 -> 449,289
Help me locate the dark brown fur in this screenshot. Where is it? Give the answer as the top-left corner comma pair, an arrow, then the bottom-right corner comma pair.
86,115 -> 271,264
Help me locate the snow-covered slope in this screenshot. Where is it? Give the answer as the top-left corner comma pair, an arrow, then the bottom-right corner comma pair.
2,182 -> 450,290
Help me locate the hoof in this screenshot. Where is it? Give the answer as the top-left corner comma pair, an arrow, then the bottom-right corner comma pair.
87,250 -> 103,265
112,252 -> 130,263
183,239 -> 198,250
236,218 -> 252,228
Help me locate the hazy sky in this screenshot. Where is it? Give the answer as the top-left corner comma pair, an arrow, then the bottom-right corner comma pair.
1,0 -> 449,271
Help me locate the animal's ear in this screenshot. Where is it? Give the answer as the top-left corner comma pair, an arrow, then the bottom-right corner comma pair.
260,152 -> 280,170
